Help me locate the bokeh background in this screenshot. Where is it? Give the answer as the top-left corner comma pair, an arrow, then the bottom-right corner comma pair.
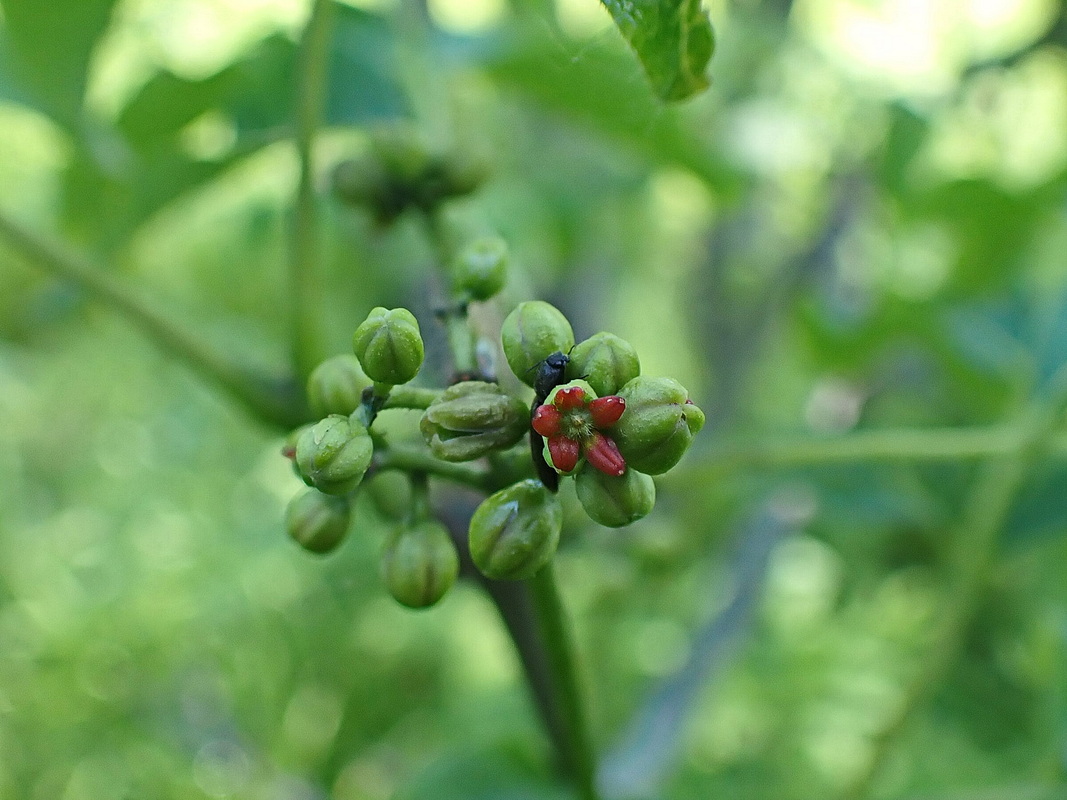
2,0 -> 1067,798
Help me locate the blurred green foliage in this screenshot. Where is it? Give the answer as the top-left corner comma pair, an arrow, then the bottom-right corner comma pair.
2,0 -> 1067,799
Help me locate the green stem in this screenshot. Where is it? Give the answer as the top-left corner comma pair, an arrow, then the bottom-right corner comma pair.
290,0 -> 336,383
372,445 -> 495,491
840,392 -> 1065,800
688,425 -> 1067,479
408,471 -> 430,521
382,385 -> 442,410
422,209 -> 479,376
528,562 -> 600,800
0,210 -> 306,429
444,311 -> 478,376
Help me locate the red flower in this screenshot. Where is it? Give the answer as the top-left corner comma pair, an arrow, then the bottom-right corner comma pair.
532,386 -> 627,477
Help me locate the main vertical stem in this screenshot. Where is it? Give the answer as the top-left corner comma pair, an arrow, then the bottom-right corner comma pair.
422,210 -> 479,378
528,562 -> 600,800
291,0 -> 336,383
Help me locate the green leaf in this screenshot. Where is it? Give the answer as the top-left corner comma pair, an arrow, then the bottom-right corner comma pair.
64,4 -> 408,249
0,0 -> 117,127
393,749 -> 571,800
486,25 -> 738,192
600,0 -> 715,102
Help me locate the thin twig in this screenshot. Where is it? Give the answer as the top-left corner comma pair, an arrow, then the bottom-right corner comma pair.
0,210 -> 306,428
600,493 -> 804,797
688,425 -> 1067,478
840,380 -> 1067,800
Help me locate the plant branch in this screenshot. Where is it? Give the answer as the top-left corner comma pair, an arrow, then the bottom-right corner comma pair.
0,210 -> 307,429
290,0 -> 336,382
382,385 -> 442,410
840,386 -> 1067,800
528,562 -> 600,800
689,424 -> 1067,478
422,209 -> 479,378
415,192 -> 595,796
600,495 -> 797,797
371,445 -> 495,491
433,498 -> 574,784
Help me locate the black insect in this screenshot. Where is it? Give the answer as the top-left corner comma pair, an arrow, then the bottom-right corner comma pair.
533,351 -> 570,406
529,350 -> 570,492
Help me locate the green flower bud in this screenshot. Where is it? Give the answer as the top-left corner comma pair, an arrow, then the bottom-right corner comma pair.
283,424 -> 314,484
380,520 -> 459,609
501,301 -> 575,387
613,377 -> 705,475
437,150 -> 489,198
352,307 -> 425,385
575,466 -> 656,528
451,237 -> 507,301
285,489 -> 351,553
295,415 -> 374,495
565,332 -> 640,397
370,126 -> 433,185
469,480 -> 562,580
307,354 -> 369,418
420,381 -> 528,461
332,155 -> 388,208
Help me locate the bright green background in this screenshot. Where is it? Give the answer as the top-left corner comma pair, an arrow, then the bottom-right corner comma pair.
2,0 -> 1067,798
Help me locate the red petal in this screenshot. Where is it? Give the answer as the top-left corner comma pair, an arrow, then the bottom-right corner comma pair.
548,436 -> 581,473
532,404 -> 562,437
589,396 -> 625,428
554,386 -> 587,411
585,432 -> 626,477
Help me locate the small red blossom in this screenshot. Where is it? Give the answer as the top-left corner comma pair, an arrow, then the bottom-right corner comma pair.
533,387 -> 627,477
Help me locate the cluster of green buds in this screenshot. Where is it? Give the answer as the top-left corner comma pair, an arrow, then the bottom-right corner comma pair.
493,300 -> 704,532
283,304 -> 465,608
420,381 -> 528,462
279,247 -> 701,605
332,126 -> 487,224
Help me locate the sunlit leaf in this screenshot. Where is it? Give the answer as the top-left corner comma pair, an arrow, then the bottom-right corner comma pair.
600,0 -> 715,102
0,0 -> 117,126
486,25 -> 737,192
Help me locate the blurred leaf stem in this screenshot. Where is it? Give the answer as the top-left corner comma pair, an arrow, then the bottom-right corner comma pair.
0,210 -> 307,428
691,425 -> 1067,477
290,0 -> 336,383
840,371 -> 1067,800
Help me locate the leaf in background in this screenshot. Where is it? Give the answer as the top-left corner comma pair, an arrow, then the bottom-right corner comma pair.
908,179 -> 1048,292
0,0 -> 117,128
1004,464 -> 1067,547
600,0 -> 715,102
117,70 -> 236,152
393,750 -> 571,800
63,4 -> 408,249
326,3 -> 408,124
486,25 -> 738,193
